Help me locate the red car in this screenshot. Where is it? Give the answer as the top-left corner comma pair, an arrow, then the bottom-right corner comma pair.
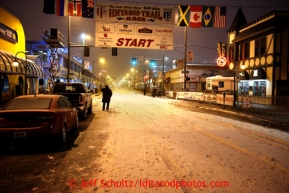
0,94 -> 78,145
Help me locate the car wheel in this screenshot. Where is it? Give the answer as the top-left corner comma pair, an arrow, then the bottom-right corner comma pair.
73,116 -> 79,130
88,103 -> 92,114
81,108 -> 88,120
58,125 -> 67,145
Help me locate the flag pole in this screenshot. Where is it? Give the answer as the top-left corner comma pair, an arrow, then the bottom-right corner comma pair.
184,26 -> 187,90
67,15 -> 71,83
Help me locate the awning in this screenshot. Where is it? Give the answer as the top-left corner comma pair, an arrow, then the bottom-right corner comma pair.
0,50 -> 43,78
239,70 -> 249,80
249,68 -> 266,80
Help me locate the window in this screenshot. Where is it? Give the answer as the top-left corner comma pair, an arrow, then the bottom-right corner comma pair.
218,82 -> 224,88
1,74 -> 9,93
63,58 -> 68,68
61,97 -> 73,108
229,47 -> 234,62
4,98 -> 52,110
58,97 -> 67,108
241,42 -> 250,59
245,42 -> 250,58
255,37 -> 266,56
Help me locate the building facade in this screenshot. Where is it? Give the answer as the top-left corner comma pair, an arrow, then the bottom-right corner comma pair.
228,9 -> 289,99
0,6 -> 43,104
26,41 -> 97,93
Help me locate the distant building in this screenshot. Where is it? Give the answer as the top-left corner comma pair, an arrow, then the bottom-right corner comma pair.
165,63 -> 233,92
26,40 -> 96,92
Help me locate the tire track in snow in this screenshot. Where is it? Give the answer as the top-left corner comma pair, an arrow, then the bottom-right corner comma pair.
152,98 -> 289,192
167,102 -> 289,176
90,92 -> 289,192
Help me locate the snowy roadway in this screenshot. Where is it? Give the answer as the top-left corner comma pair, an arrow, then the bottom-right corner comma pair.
1,88 -> 287,193
76,88 -> 289,193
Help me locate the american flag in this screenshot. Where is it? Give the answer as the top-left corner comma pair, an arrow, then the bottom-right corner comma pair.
214,6 -> 226,28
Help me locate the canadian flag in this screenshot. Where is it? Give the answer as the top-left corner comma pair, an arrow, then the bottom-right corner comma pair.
190,6 -> 202,28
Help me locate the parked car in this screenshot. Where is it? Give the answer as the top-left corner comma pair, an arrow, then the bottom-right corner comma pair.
52,83 -> 92,120
0,94 -> 78,146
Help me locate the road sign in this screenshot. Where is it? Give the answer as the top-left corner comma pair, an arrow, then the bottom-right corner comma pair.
217,56 -> 227,67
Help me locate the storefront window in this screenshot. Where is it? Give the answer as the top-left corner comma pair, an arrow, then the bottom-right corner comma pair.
1,74 -> 9,93
253,80 -> 266,96
238,81 -> 249,95
260,81 -> 266,96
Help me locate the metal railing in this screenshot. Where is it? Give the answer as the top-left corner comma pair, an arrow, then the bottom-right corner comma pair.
236,95 -> 289,119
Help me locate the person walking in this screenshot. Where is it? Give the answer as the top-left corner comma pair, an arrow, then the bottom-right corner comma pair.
101,85 -> 112,111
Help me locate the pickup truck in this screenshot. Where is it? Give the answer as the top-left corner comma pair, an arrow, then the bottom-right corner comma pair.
52,83 -> 93,120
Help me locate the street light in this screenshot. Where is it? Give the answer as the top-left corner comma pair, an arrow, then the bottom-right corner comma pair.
81,33 -> 90,45
13,51 -> 28,95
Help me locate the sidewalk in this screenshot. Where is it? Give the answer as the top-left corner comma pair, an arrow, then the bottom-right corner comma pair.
133,89 -> 289,132
170,96 -> 289,132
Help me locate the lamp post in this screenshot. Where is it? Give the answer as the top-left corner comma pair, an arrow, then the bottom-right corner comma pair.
95,58 -> 105,85
13,51 -> 28,95
81,33 -> 90,45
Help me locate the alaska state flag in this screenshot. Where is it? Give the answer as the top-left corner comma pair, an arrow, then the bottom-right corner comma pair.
190,6 -> 202,28
202,6 -> 214,27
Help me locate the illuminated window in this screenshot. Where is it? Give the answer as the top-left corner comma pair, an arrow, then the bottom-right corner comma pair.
255,37 -> 266,56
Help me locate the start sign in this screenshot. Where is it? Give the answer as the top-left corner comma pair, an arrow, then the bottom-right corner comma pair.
217,56 -> 227,67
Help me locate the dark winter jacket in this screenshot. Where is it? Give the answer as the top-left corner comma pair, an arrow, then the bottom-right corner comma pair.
101,85 -> 112,103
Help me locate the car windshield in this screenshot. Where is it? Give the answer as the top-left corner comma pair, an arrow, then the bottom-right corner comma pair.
52,84 -> 85,93
3,98 -> 52,110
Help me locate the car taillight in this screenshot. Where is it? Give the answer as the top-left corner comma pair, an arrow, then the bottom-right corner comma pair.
79,96 -> 84,104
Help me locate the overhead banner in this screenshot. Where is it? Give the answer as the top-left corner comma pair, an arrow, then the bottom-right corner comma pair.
95,22 -> 174,50
96,4 -> 175,25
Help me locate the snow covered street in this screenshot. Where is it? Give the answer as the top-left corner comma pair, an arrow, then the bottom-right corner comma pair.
77,88 -> 289,193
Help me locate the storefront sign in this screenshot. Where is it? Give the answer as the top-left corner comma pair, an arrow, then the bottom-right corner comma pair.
0,22 -> 18,43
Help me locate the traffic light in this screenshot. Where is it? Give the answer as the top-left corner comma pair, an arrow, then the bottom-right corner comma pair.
84,46 -> 90,57
112,47 -> 117,56
131,58 -> 137,66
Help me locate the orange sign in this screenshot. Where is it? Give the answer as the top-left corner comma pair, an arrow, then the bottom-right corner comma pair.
217,56 -> 227,67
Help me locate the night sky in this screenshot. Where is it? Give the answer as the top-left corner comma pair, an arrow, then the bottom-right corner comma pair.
1,0 -> 289,80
